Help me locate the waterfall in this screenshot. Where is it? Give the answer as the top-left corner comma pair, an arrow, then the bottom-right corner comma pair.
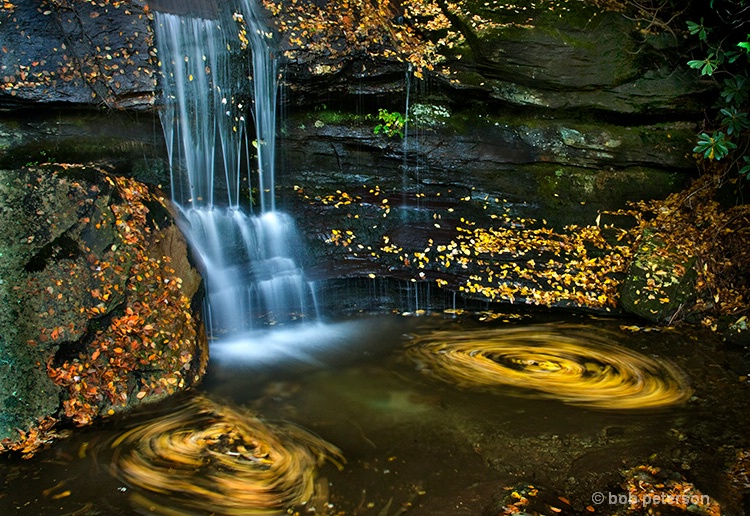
240,0 -> 278,213
402,64 -> 411,210
154,1 -> 316,336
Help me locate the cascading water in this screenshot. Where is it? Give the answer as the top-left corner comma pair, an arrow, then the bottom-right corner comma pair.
153,0 -> 316,337
402,64 -> 411,210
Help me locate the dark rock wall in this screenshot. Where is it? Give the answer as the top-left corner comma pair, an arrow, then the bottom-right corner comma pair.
0,0 -> 156,109
279,110 -> 696,228
1,1 -> 713,116
276,1 -> 712,115
265,1 -> 709,316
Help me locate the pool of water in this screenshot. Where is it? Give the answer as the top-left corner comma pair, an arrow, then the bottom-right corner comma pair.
1,311 -> 748,515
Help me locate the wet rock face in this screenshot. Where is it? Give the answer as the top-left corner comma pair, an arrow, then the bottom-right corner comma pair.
0,1 -> 712,117
0,2 -> 712,320
0,0 -> 156,109
0,164 -> 207,455
266,0 -> 708,316
279,108 -> 694,228
274,105 -> 697,317
275,1 -> 712,116
0,110 -> 167,176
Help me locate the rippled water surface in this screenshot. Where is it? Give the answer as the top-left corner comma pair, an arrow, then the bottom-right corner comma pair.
2,312 -> 749,515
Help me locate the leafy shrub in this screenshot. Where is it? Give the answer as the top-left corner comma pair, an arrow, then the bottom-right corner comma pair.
686,4 -> 750,178
373,108 -> 406,138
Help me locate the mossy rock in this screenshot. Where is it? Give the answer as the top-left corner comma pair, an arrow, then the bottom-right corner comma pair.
0,164 -> 207,456
619,230 -> 697,323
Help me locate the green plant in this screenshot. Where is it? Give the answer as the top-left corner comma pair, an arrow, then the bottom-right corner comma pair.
372,108 -> 406,138
25,150 -> 56,167
686,3 -> 750,180
694,131 -> 735,160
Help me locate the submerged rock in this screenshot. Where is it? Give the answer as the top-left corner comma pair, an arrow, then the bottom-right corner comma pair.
615,465 -> 722,516
0,164 -> 207,455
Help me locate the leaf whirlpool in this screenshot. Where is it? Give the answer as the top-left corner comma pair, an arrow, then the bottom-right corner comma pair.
407,326 -> 692,410
108,396 -> 343,515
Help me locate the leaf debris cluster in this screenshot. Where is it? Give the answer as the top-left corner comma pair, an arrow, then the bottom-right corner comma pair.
628,173 -> 750,328
299,164 -> 749,328
47,175 -> 201,427
407,325 -> 692,409
263,0 -> 457,78
299,184 -> 633,311
620,465 -> 721,516
108,395 -> 344,515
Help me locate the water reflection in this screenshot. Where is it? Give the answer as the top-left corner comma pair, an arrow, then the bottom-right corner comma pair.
407,325 -> 693,410
1,314 -> 748,516
107,395 -> 343,515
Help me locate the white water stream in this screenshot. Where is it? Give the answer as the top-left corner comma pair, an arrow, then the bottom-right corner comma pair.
154,1 -> 316,336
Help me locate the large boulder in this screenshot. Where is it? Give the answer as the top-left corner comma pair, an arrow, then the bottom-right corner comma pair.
0,164 -> 207,455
